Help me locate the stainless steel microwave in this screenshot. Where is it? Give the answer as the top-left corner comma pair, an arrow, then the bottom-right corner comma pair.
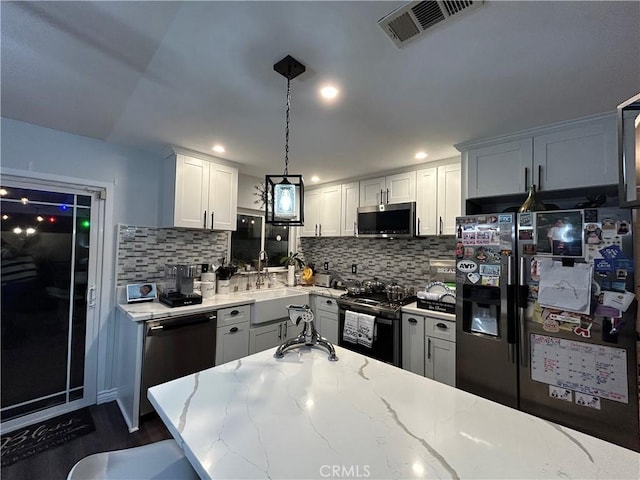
357,202 -> 415,238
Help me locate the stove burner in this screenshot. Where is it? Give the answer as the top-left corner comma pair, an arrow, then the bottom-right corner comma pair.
338,291 -> 415,319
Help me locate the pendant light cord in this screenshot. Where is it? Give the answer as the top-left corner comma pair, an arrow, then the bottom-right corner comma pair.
284,77 -> 291,176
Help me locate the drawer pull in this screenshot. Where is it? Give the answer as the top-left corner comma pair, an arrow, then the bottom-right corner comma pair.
436,322 -> 448,329
408,318 -> 418,324
230,310 -> 239,316
326,300 -> 333,305
229,327 -> 239,333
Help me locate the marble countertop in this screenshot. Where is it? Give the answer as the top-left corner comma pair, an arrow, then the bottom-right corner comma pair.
117,286 -> 347,322
148,346 -> 639,480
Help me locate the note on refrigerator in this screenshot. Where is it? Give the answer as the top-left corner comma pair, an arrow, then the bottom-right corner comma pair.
537,259 -> 592,314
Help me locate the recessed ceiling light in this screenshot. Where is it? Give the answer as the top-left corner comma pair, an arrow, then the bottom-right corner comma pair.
415,152 -> 428,160
212,145 -> 225,154
310,176 -> 320,182
320,86 -> 339,100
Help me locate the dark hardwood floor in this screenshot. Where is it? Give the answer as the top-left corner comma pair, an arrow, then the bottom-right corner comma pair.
1,401 -> 172,480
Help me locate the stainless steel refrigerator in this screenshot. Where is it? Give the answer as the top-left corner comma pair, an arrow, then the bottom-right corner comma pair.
455,208 -> 639,451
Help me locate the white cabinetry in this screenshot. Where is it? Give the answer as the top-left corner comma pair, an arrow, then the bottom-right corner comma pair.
341,182 -> 359,237
163,153 -> 238,230
301,185 -> 341,237
249,319 -> 297,354
401,313 -> 425,376
215,305 -> 251,365
416,163 -> 460,236
424,316 -> 456,387
463,114 -> 617,199
313,295 -> 339,344
359,172 -> 416,207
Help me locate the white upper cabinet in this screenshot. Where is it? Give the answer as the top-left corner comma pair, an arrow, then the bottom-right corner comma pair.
416,163 -> 461,236
466,139 -> 533,198
359,171 -> 416,206
163,153 -> 238,230
532,117 -> 617,191
341,182 -> 359,237
301,185 -> 341,237
462,114 -> 617,200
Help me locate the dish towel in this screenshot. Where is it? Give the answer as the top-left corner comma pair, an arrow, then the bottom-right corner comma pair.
357,313 -> 376,348
343,310 -> 359,344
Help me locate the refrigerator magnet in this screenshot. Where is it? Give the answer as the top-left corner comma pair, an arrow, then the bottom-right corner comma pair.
573,323 -> 592,338
575,394 -> 601,410
549,386 -> 572,402
542,317 -> 560,332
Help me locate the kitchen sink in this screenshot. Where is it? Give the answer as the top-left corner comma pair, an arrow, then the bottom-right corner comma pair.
242,288 -> 309,324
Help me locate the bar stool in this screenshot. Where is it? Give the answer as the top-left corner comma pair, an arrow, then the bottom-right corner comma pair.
66,439 -> 199,479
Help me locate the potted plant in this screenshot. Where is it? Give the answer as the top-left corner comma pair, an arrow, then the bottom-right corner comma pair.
280,252 -> 305,286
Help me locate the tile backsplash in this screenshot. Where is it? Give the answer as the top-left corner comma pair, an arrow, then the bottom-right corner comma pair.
299,236 -> 456,290
116,225 -> 228,285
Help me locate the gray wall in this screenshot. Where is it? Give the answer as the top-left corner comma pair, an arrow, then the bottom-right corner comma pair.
1,118 -> 163,226
300,236 -> 456,291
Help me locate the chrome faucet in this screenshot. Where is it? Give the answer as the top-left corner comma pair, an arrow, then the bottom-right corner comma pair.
256,250 -> 269,289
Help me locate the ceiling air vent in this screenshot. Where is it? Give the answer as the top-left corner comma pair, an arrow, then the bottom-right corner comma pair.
378,1 -> 484,48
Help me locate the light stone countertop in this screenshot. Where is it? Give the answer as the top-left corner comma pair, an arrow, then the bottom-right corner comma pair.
148,346 -> 640,480
116,286 -> 347,322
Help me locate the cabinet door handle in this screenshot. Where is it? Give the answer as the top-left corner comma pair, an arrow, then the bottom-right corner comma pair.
386,188 -> 389,204
524,167 -> 529,192
278,323 -> 283,339
284,322 -> 288,337
354,221 -> 357,236
230,310 -> 239,316
315,224 -> 318,236
203,210 -> 207,228
319,224 -> 322,236
326,300 -> 333,305
408,317 -> 417,324
211,212 -> 214,229
229,326 -> 239,333
417,217 -> 421,236
439,216 -> 443,235
379,189 -> 383,205
427,338 -> 431,359
436,322 -> 448,329
538,165 -> 542,190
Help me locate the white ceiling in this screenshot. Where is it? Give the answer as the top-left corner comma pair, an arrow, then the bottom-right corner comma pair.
2,1 -> 639,184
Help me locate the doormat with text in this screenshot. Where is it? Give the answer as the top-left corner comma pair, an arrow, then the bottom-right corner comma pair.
1,408 -> 95,467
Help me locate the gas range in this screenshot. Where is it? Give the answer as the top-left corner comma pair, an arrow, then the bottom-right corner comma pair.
337,292 -> 415,319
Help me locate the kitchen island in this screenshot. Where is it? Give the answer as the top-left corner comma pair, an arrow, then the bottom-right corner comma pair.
148,346 -> 639,480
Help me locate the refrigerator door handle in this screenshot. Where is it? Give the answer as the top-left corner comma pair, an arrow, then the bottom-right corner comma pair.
519,256 -> 528,367
508,343 -> 515,363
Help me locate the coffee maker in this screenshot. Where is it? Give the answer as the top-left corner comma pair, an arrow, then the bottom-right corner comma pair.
159,264 -> 203,307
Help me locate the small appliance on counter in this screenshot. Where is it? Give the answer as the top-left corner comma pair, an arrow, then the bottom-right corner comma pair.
314,272 -> 332,288
159,264 -> 202,307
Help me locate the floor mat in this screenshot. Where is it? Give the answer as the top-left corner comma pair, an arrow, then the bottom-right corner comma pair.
1,408 -> 95,467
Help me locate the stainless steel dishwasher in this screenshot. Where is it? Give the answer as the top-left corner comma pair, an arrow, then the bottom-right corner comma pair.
140,311 -> 216,416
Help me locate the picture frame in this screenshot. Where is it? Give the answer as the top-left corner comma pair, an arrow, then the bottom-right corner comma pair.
126,282 -> 157,303
534,210 -> 584,257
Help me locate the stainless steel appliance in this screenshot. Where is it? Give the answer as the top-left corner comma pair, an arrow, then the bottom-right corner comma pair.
357,202 -> 415,238
159,264 -> 202,307
455,208 -> 639,451
337,286 -> 415,366
140,311 -> 216,416
314,272 -> 332,288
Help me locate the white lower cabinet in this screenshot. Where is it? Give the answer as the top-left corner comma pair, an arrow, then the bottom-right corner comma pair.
402,312 -> 456,387
313,295 -> 339,345
215,305 -> 251,365
424,316 -> 456,387
401,313 -> 425,376
249,319 -> 298,355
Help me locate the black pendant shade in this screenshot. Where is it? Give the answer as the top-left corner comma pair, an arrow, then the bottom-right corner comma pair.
265,55 -> 305,226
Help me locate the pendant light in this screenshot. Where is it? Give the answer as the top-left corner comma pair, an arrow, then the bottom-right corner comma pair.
265,55 -> 305,226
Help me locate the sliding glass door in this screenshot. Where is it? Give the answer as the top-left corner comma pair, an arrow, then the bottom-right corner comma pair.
1,182 -> 100,428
